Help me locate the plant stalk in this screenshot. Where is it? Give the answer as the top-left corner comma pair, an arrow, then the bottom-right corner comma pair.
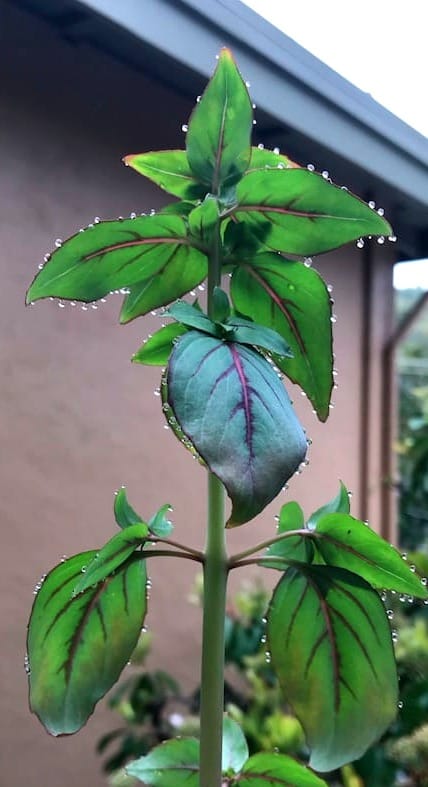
199,218 -> 228,787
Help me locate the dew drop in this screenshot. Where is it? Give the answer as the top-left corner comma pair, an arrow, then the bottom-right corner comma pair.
252,102 -> 256,109
327,284 -> 334,293
181,124 -> 188,132
377,236 -> 385,245
386,609 -> 394,620
257,143 -> 264,150
377,207 -> 385,216
356,238 -> 365,249
94,216 -> 101,224
397,700 -> 404,709
129,211 -> 137,219
388,234 -> 397,243
330,314 -> 337,323
198,284 -> 205,291
58,301 -> 65,309
273,147 -> 280,155
196,95 -> 201,103
245,80 -> 251,88
38,263 -> 44,270
322,170 -> 329,179
252,119 -> 257,125
154,389 -> 161,397
421,577 -> 427,586
307,163 -> 315,172
410,564 -> 416,573
81,305 -> 88,311
44,253 -> 51,262
368,201 -> 376,209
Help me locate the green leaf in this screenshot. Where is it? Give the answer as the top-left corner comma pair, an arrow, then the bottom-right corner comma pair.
234,169 -> 392,255
132,322 -> 188,366
126,737 -> 199,786
268,565 -> 398,772
247,147 -> 294,173
119,247 -> 208,323
263,501 -> 314,567
231,255 -> 333,420
222,716 -> 249,774
159,200 -> 195,216
212,286 -> 231,323
307,482 -> 350,529
236,752 -> 328,787
228,317 -> 293,358
167,331 -> 307,526
148,504 -> 174,537
314,513 -> 428,597
114,487 -> 144,529
165,301 -> 217,335
188,196 -> 220,245
27,215 -> 206,306
123,150 -> 206,200
27,551 -> 147,735
186,48 -> 252,192
73,523 -> 148,594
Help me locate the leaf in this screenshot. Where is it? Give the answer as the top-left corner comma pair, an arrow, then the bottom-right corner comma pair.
314,514 -> 428,597
123,150 -> 206,200
234,169 -> 392,255
222,716 -> 249,774
307,481 -> 350,529
228,317 -> 293,358
126,737 -> 200,786
263,501 -> 313,567
114,487 -> 145,529
26,215 -> 206,305
188,196 -> 220,245
73,524 -> 148,594
119,249 -> 208,323
186,48 -> 252,192
268,564 -> 398,771
231,255 -> 333,420
132,323 -> 188,366
27,551 -> 147,735
212,286 -> 231,323
236,752 -> 328,787
148,504 -> 174,537
167,331 -> 307,526
247,147 -> 296,173
165,301 -> 217,335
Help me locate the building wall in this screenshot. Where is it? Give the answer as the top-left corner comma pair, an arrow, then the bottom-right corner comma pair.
0,3 -> 394,785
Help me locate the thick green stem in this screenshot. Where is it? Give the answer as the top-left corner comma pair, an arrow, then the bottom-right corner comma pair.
200,473 -> 227,787
199,219 -> 228,787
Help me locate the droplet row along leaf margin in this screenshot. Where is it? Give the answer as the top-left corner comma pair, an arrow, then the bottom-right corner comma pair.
166,330 -> 307,526
230,254 -> 333,421
26,215 -> 208,323
267,564 -> 398,772
27,551 -> 147,735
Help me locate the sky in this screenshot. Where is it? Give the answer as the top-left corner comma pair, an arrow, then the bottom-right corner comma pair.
242,0 -> 428,289
242,0 -> 428,137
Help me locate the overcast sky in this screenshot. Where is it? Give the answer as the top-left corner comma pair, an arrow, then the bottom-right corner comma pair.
242,0 -> 428,288
242,0 -> 428,138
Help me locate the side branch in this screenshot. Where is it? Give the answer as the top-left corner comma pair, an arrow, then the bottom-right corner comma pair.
228,528 -> 309,567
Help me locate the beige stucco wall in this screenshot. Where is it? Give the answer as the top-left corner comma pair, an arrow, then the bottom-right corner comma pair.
0,4 -> 394,785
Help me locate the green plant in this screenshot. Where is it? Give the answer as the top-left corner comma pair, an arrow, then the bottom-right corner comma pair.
25,49 -> 428,787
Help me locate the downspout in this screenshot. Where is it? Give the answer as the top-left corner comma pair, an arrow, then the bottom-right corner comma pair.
359,238 -> 373,523
380,291 -> 428,541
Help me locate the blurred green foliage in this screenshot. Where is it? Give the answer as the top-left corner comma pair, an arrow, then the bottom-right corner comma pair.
99,570 -> 428,787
